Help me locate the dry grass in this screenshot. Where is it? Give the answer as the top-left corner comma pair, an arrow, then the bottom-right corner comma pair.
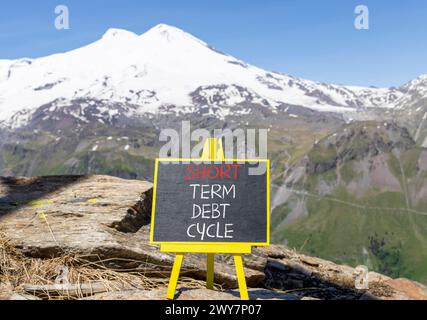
0,233 -> 211,300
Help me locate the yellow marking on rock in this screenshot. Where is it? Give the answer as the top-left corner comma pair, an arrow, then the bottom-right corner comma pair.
38,212 -> 47,220
87,198 -> 98,204
29,199 -> 54,208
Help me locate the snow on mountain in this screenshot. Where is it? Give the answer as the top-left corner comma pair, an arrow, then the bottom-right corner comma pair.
393,74 -> 427,109
0,23 -> 422,128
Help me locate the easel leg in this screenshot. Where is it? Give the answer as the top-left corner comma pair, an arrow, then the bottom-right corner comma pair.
234,255 -> 249,300
206,253 -> 215,289
166,253 -> 184,300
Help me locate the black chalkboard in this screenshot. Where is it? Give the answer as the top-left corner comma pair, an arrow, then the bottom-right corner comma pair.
150,160 -> 269,244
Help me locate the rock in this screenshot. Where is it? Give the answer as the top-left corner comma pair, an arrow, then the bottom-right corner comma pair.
359,292 -> 379,300
257,245 -> 291,259
0,284 -> 14,300
23,282 -> 113,298
261,247 -> 427,300
82,287 -> 300,300
299,256 -> 321,267
262,249 -> 392,300
8,293 -> 42,300
0,175 -> 153,257
178,288 -> 239,300
385,278 -> 427,300
82,288 -> 169,300
247,288 -> 300,300
2,175 -> 427,300
241,248 -> 268,271
179,288 -> 300,300
286,261 -> 313,277
0,175 -> 265,289
82,288 -> 241,300
0,283 -> 42,300
300,297 -> 321,300
266,258 -> 289,272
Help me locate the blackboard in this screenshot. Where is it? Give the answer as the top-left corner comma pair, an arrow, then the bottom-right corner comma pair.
150,160 -> 270,245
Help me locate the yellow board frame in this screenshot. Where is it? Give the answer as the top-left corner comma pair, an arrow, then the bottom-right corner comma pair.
149,138 -> 270,300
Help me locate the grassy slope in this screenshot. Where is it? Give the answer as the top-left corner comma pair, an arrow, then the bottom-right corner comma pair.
0,129 -> 157,180
272,145 -> 427,284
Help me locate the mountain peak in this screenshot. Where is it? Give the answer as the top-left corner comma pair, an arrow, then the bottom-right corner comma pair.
141,23 -> 207,46
102,28 -> 137,40
149,23 -> 182,32
144,23 -> 185,36
402,74 -> 427,90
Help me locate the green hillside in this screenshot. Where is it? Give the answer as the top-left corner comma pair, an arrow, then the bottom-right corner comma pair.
272,122 -> 427,283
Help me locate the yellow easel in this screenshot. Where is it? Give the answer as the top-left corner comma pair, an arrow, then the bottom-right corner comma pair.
162,138 -> 250,300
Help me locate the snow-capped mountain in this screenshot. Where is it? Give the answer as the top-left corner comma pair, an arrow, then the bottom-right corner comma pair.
0,23 -> 425,129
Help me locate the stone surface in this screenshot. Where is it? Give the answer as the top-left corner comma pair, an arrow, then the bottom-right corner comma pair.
178,288 -> 239,300
8,293 -> 42,300
81,287 -> 299,300
262,246 -> 427,300
0,175 -> 265,289
2,175 -> 427,300
82,288 -> 240,300
0,283 -> 14,300
385,278 -> 427,300
81,288 -> 169,300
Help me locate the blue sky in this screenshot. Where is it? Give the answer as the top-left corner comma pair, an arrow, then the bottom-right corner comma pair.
0,0 -> 426,87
